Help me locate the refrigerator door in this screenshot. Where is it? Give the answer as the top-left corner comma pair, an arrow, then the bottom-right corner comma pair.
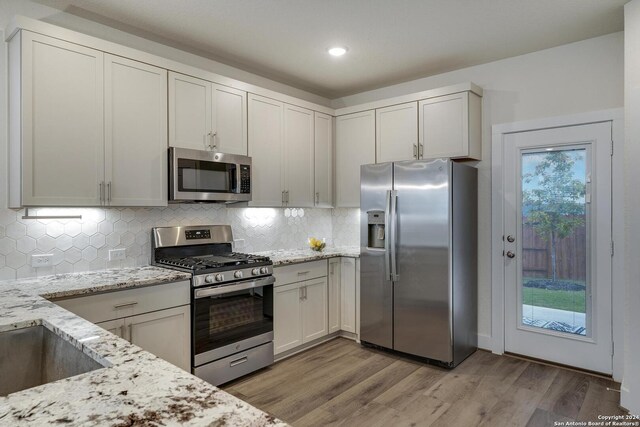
360,162 -> 394,349
393,159 -> 452,362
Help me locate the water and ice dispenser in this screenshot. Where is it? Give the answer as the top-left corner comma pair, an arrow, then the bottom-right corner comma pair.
367,211 -> 386,249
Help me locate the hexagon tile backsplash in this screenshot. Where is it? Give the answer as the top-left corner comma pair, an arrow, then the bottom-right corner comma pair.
0,205 -> 360,280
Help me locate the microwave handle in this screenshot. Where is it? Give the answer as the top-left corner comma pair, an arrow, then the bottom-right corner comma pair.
235,164 -> 242,194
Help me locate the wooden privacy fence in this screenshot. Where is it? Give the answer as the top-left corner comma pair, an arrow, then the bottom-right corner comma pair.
521,217 -> 587,282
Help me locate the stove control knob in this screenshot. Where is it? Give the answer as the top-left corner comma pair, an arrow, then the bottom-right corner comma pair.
215,274 -> 224,282
204,275 -> 215,284
251,268 -> 261,276
234,271 -> 243,279
260,267 -> 269,274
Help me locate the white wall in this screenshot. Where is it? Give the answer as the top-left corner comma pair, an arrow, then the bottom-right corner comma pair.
333,33 -> 624,341
623,1 -> 640,415
0,0 -> 331,107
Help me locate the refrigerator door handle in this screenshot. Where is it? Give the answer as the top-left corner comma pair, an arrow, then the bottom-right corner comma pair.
384,190 -> 392,281
390,190 -> 399,281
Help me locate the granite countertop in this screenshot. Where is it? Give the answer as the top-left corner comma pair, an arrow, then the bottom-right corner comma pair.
0,267 -> 287,427
253,246 -> 360,266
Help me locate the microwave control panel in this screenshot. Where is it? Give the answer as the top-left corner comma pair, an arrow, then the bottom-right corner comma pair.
240,165 -> 251,194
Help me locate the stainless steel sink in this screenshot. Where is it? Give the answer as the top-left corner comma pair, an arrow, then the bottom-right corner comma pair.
0,325 -> 105,396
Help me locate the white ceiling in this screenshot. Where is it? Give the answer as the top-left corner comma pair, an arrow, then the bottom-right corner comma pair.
36,0 -> 626,99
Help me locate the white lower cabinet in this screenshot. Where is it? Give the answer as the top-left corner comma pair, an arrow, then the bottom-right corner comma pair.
328,258 -> 341,334
274,277 -> 328,355
340,258 -> 357,334
274,257 -> 359,356
54,281 -> 191,371
127,306 -> 190,371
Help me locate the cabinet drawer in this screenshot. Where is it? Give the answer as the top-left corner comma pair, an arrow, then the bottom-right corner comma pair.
54,280 -> 190,324
274,260 -> 327,287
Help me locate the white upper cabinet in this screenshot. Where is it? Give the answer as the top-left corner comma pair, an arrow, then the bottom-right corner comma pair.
314,112 -> 333,208
168,72 -> 211,151
376,102 -> 418,163
104,55 -> 167,206
248,94 -> 285,207
211,83 -> 248,155
335,110 -> 376,208
419,92 -> 481,160
284,104 -> 314,208
10,31 -> 105,207
168,72 -> 247,155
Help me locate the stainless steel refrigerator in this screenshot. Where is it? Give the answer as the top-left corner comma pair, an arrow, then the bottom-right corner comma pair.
360,158 -> 477,367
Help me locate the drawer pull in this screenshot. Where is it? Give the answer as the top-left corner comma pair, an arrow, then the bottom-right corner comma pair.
114,302 -> 138,309
297,271 -> 310,275
230,356 -> 248,367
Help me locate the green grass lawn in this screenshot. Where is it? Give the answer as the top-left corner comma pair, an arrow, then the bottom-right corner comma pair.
522,287 -> 586,313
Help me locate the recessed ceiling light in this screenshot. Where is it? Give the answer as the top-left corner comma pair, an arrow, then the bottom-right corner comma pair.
328,46 -> 348,57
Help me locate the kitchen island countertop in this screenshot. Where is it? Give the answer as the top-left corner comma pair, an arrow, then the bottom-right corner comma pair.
0,266 -> 287,426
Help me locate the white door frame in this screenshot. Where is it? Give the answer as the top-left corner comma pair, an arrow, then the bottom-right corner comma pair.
491,108 -> 624,381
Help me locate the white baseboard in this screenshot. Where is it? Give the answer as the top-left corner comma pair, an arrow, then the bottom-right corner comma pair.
620,384 -> 639,416
477,333 -> 493,352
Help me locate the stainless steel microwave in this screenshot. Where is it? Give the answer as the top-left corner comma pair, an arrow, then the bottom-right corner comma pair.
169,147 -> 251,203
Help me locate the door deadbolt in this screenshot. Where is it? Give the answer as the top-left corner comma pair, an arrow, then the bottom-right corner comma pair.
507,235 -> 515,243
506,251 -> 516,258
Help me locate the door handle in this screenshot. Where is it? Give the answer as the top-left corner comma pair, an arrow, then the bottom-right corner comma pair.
230,356 -> 248,367
114,302 -> 138,309
384,190 -> 392,281
506,235 -> 515,243
389,190 -> 399,281
506,251 -> 516,259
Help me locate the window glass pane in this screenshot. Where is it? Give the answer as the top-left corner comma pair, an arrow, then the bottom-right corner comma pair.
521,148 -> 588,336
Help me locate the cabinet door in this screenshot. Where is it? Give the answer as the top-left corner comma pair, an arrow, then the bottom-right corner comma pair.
168,72 -> 212,151
284,104 -> 314,208
21,32 -> 104,206
314,112 -> 333,208
274,282 -> 303,354
335,110 -> 375,207
127,305 -> 191,371
96,319 -> 125,338
212,83 -> 247,155
302,278 -> 328,343
340,258 -> 357,333
419,92 -> 468,159
328,258 -> 341,334
248,94 -> 284,207
104,55 -> 167,207
376,102 -> 418,163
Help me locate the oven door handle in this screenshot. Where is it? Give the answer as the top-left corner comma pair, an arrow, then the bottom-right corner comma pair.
194,276 -> 275,299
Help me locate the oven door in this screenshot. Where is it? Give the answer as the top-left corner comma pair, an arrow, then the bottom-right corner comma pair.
169,147 -> 251,202
193,276 -> 274,367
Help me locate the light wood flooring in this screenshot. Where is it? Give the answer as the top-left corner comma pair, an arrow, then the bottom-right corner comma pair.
223,338 -> 626,427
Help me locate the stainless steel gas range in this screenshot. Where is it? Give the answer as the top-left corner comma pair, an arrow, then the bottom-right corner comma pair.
151,225 -> 274,386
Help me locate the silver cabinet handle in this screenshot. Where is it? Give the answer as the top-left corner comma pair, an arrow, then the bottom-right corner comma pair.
304,286 -> 307,300
120,324 -> 126,340
299,287 -> 304,300
207,131 -> 217,150
282,191 -> 285,204
114,301 -> 138,309
315,192 -> 320,204
286,191 -> 289,204
419,144 -> 424,159
128,323 -> 133,343
107,182 -> 111,203
230,356 -> 248,367
297,271 -> 310,276
99,182 -> 104,204
413,144 -> 418,159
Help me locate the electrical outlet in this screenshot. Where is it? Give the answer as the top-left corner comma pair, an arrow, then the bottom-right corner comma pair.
31,254 -> 53,268
109,248 -> 126,261
233,239 -> 245,251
